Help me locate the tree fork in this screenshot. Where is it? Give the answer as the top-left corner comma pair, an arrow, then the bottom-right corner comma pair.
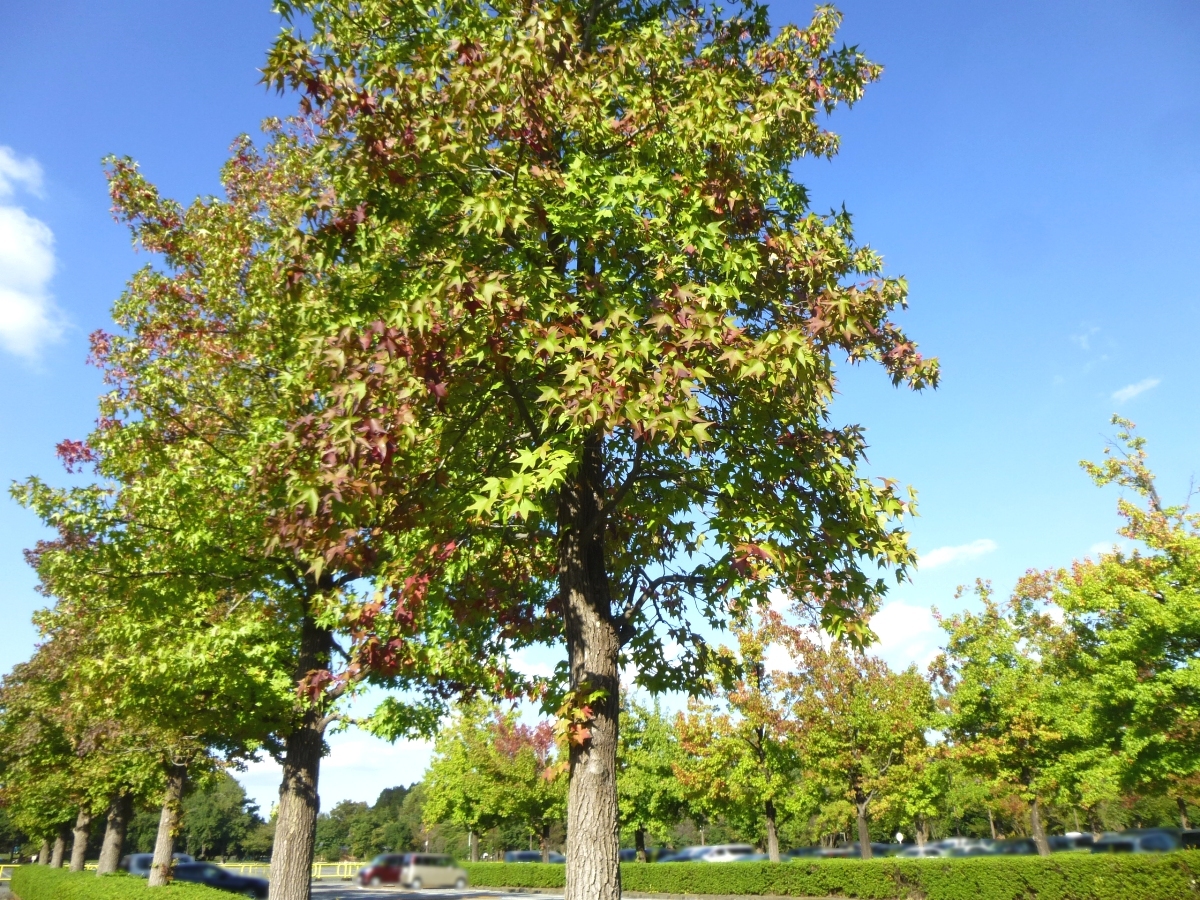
269,613 -> 334,900
149,762 -> 188,886
96,791 -> 134,875
560,433 -> 621,900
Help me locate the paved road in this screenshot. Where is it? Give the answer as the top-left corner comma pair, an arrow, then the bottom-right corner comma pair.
312,883 -> 560,900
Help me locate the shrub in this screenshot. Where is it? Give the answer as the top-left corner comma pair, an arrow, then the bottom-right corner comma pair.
466,851 -> 1200,900
11,866 -> 231,900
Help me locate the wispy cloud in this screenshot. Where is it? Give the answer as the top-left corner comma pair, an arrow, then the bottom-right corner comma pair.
1070,325 -> 1099,351
0,147 -> 43,197
1111,378 -> 1160,403
0,146 -> 61,359
920,538 -> 997,570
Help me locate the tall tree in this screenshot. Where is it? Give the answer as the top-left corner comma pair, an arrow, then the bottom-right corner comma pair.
264,1 -> 937,895
1031,418 -> 1200,825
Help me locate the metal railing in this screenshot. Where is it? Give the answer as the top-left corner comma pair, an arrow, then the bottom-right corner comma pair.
0,865 -> 19,882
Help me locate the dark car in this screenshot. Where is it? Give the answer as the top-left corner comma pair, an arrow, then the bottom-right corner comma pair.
119,852 -> 195,877
504,849 -> 565,863
172,862 -> 268,898
1092,828 -> 1187,853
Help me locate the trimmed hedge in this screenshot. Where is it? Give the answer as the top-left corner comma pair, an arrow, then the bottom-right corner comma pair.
464,852 -> 1200,900
11,866 -> 232,900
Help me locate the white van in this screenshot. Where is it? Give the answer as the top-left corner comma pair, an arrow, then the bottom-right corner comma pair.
402,853 -> 469,889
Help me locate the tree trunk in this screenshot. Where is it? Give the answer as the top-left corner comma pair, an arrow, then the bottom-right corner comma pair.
269,616 -> 333,900
38,838 -> 50,866
764,798 -> 780,862
540,821 -> 551,863
469,830 -> 479,863
1029,796 -> 1051,857
50,825 -> 69,867
916,816 -> 929,846
96,792 -> 133,875
634,826 -> 647,863
1178,797 -> 1191,830
560,433 -> 622,900
856,802 -> 872,859
149,763 -> 188,886
987,808 -> 997,840
68,807 -> 93,872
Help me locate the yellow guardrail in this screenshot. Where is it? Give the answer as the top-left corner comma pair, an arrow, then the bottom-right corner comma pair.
0,861 -> 363,883
220,861 -> 360,880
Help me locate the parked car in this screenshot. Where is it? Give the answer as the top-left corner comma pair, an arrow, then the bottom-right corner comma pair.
896,845 -> 952,858
1092,829 -> 1184,853
657,846 -> 710,863
1050,833 -> 1095,852
119,852 -> 195,877
504,849 -> 566,863
358,852 -> 469,888
693,844 -> 757,862
619,847 -> 670,862
815,843 -> 896,859
172,862 -> 268,898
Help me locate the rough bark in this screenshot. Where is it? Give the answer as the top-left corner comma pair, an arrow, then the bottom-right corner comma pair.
634,826 -> 646,863
469,830 -> 479,863
856,802 -> 873,859
149,763 -> 188,886
1029,795 -> 1051,857
37,838 -> 50,866
1178,797 -> 1191,830
50,824 -> 69,868
269,616 -> 333,900
561,433 -> 622,900
97,792 -> 134,875
764,798 -> 780,862
68,807 -> 93,872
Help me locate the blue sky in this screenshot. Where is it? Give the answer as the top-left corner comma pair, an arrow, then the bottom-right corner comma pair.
2,0 -> 1198,812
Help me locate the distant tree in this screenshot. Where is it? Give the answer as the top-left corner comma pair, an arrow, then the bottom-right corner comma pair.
676,627 -> 804,861
617,699 -> 686,860
424,703 -> 565,861
933,582 -> 1071,856
785,636 -> 935,859
181,774 -> 264,860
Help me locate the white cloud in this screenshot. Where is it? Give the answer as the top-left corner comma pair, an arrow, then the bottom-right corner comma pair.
919,538 -> 997,571
0,146 -> 43,198
869,601 -> 942,672
0,147 -> 60,358
1111,378 -> 1160,403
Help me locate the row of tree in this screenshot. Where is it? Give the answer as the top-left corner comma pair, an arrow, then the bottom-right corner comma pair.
0,0 -> 1192,897
421,437 -> 1200,860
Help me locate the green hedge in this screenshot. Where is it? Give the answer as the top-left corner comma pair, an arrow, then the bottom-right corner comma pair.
464,852 -> 1200,900
11,866 -> 232,900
